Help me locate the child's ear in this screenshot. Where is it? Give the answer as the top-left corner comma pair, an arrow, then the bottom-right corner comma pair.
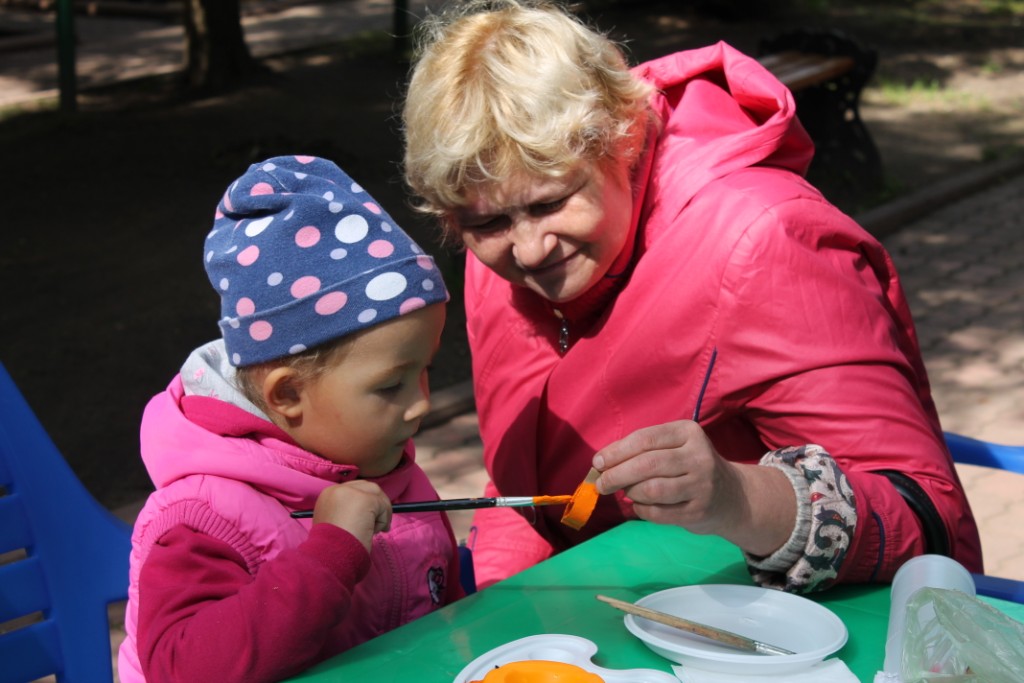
262,367 -> 304,421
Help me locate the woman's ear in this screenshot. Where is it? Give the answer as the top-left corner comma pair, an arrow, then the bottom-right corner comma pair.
262,367 -> 304,422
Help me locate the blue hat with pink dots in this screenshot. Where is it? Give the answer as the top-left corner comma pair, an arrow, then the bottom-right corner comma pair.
204,155 -> 449,367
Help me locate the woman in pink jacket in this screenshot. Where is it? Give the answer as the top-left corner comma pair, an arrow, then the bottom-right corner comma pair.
402,0 -> 982,592
118,156 -> 460,682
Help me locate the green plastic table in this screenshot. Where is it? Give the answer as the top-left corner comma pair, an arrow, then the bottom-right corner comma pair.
286,520 -> 1024,682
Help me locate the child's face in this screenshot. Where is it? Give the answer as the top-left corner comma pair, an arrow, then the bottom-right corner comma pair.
292,303 -> 446,477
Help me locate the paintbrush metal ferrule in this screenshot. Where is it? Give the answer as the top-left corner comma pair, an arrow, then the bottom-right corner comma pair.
496,496 -> 541,507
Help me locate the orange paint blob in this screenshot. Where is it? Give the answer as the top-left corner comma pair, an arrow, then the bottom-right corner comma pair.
533,495 -> 572,506
472,660 -> 605,682
560,482 -> 599,530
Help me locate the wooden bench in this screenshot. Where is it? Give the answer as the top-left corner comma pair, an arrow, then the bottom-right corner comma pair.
759,51 -> 857,91
757,30 -> 882,208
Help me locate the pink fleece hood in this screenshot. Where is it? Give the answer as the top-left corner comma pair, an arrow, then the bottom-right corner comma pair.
632,41 -> 814,222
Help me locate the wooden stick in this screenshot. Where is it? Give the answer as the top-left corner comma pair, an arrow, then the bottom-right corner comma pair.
595,594 -> 795,656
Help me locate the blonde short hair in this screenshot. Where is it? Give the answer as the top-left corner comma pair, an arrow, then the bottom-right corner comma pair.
402,0 -> 653,228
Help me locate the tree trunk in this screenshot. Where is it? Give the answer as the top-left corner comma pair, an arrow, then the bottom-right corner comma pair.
183,0 -> 263,94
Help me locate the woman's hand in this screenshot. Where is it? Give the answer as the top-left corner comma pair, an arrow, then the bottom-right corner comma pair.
312,480 -> 393,554
592,420 -> 796,556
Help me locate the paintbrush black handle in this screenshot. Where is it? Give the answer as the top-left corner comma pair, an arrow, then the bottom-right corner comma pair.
393,497 -> 500,513
290,497 -> 502,518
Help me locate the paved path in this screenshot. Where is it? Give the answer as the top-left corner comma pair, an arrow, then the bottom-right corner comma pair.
0,0 -> 437,107
882,172 -> 1024,580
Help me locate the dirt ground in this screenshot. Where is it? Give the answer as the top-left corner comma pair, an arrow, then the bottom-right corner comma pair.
1,0 -> 1022,511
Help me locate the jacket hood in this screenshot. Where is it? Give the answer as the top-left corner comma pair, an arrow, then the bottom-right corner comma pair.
632,42 -> 814,226
140,344 -> 417,511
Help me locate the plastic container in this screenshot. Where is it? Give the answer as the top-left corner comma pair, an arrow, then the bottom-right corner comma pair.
881,555 -> 976,675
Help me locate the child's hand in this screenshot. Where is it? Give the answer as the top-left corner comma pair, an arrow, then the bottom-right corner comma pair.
312,480 -> 393,553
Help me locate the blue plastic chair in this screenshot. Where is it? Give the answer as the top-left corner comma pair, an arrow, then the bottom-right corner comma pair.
945,431 -> 1024,604
945,431 -> 1024,474
0,362 -> 133,683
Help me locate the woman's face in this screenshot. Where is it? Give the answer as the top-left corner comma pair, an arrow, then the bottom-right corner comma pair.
450,158 -> 634,303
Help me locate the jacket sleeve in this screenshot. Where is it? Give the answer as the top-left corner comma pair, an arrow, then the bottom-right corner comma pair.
137,523 -> 370,683
467,480 -> 555,588
746,444 -> 856,592
712,185 -> 981,585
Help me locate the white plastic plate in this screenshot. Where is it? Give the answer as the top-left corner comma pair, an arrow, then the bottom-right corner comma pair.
452,634 -> 678,683
623,585 -> 848,674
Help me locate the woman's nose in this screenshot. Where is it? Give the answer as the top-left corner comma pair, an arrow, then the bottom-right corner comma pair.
510,221 -> 557,269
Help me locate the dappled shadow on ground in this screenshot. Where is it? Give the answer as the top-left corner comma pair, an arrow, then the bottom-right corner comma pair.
0,0 -> 1021,509
886,181 -> 1024,442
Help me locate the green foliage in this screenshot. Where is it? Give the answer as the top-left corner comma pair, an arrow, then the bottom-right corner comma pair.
979,0 -> 1024,15
869,76 -> 988,110
0,98 -> 57,124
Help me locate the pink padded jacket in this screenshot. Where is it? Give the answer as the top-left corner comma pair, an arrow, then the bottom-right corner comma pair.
464,42 -> 982,589
118,374 -> 459,682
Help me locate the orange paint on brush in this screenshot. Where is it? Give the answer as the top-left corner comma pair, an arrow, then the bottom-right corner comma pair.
561,468 -> 601,530
533,495 -> 572,506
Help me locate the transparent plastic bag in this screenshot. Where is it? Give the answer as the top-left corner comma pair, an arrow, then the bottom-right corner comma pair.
900,587 -> 1024,683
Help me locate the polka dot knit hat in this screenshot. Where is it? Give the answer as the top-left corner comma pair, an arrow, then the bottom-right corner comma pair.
205,155 -> 449,367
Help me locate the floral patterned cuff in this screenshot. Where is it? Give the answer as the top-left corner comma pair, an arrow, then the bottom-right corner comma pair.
744,444 -> 857,593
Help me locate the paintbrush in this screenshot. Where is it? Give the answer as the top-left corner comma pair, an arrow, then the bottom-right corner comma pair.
596,594 -> 795,656
289,495 -> 572,518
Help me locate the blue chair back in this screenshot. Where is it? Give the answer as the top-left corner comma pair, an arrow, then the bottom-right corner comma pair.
0,363 -> 133,683
945,431 -> 1024,604
944,431 -> 1024,474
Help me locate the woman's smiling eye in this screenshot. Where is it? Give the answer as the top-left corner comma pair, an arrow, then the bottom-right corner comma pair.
457,181 -> 577,235
531,196 -> 569,216
462,214 -> 509,234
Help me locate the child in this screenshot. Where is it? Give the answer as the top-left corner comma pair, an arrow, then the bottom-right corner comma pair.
118,155 -> 459,683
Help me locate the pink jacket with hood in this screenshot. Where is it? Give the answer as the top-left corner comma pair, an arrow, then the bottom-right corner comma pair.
464,43 -> 981,590
118,341 -> 460,683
